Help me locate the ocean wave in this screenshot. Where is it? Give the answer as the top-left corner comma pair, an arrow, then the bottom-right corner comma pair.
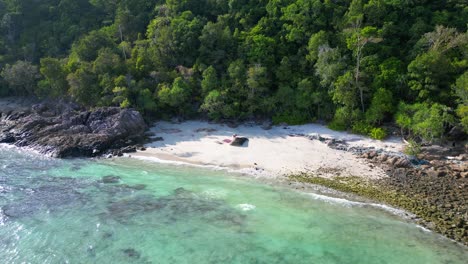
306,192 -> 409,217
236,204 -> 256,211
128,154 -> 229,171
416,225 -> 432,233
128,154 -> 271,180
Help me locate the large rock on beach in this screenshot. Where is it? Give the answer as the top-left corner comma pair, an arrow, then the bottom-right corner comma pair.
230,137 -> 249,146
0,99 -> 147,158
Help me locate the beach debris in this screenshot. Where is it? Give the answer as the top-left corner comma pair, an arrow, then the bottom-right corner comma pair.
230,137 -> 249,146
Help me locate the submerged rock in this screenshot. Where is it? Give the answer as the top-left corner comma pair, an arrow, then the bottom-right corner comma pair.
101,175 -> 121,184
122,248 -> 141,259
103,188 -> 247,227
2,182 -> 88,218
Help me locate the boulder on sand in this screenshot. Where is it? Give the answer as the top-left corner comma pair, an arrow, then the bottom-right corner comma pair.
230,137 -> 249,147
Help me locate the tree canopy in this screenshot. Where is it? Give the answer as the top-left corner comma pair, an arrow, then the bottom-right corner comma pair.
0,0 -> 467,140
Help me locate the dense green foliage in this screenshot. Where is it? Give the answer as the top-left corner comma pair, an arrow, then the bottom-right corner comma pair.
1,0 -> 467,140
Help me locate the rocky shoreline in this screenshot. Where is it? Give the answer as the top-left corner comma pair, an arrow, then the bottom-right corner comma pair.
290,135 -> 467,246
0,98 -> 147,158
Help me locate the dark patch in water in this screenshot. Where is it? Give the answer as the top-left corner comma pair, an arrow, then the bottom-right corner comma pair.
102,188 -> 247,228
1,177 -> 91,219
120,184 -> 146,190
97,183 -> 146,198
101,175 -> 121,184
102,231 -> 113,239
70,165 -> 81,171
173,187 -> 190,196
122,248 -> 141,259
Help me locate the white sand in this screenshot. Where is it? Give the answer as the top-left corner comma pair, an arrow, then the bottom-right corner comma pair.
131,121 -> 404,179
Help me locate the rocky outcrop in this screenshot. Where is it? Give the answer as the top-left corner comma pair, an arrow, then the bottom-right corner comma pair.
0,100 -> 147,158
358,145 -> 468,245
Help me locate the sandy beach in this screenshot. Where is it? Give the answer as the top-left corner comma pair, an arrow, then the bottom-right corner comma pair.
131,121 -> 405,179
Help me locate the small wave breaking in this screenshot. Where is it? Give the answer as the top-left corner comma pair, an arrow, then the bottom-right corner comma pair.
306,192 -> 409,218
236,204 -> 256,211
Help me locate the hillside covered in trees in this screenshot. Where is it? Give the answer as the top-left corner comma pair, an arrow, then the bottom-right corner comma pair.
0,0 -> 467,141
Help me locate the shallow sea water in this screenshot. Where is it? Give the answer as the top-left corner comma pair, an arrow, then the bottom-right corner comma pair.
0,144 -> 467,263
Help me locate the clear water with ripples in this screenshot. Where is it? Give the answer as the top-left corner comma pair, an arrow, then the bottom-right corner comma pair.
0,144 -> 466,263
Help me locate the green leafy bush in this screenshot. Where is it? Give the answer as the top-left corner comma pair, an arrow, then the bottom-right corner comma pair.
351,121 -> 372,135
369,127 -> 387,140
272,112 -> 309,125
329,107 -> 362,131
395,102 -> 455,141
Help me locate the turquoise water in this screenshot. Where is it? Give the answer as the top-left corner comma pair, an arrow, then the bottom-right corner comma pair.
0,145 -> 467,263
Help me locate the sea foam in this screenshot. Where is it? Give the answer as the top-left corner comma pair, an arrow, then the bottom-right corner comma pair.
306,192 -> 408,217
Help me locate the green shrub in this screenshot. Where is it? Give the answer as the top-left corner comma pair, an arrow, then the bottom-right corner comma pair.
272,112 -> 309,125
404,138 -> 422,156
395,102 -> 456,141
329,107 -> 362,131
351,121 -> 372,135
369,127 -> 387,140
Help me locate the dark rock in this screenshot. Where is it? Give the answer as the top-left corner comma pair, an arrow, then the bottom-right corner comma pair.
326,139 -> 348,151
173,187 -> 190,196
144,131 -> 156,137
121,146 -> 137,153
195,128 -> 217,133
0,100 -> 147,158
378,154 -> 389,163
426,168 -> 446,178
261,120 -> 272,130
230,137 -> 249,147
127,184 -> 146,190
152,137 -> 164,142
447,126 -> 467,141
101,175 -> 121,184
122,248 -> 141,259
387,157 -> 398,165
0,132 -> 15,143
394,157 -> 412,168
